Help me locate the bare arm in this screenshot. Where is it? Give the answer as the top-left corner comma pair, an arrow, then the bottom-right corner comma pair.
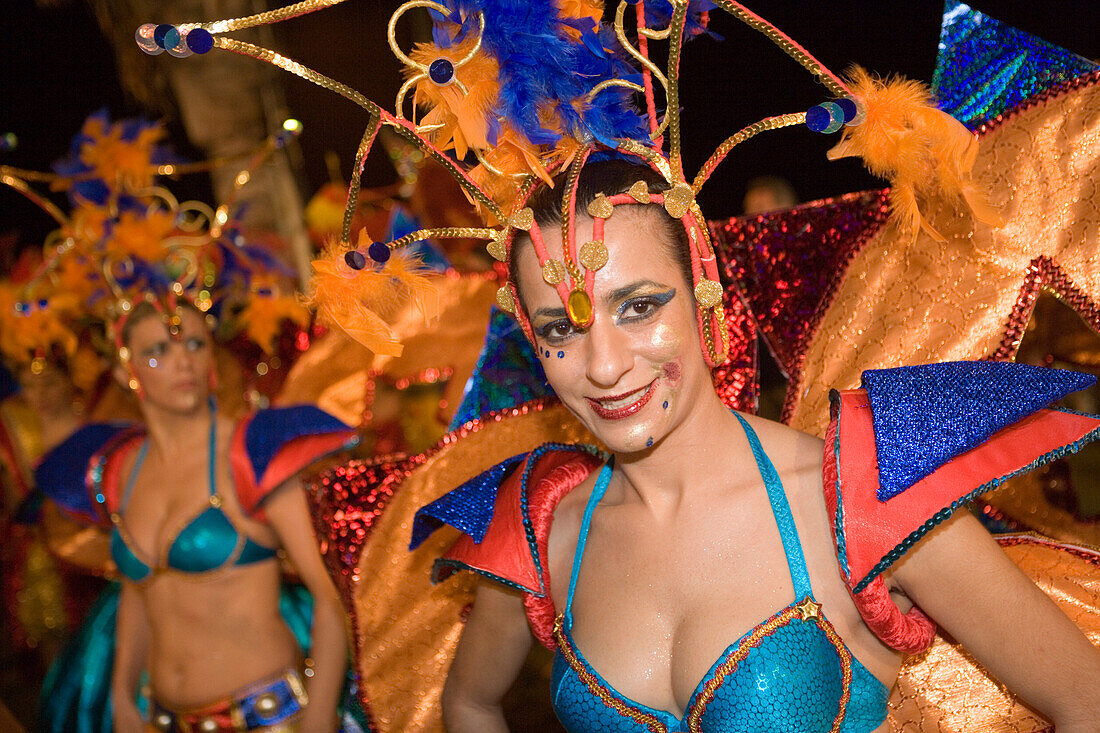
265,480 -> 348,733
111,581 -> 150,733
443,578 -> 534,733
893,511 -> 1100,731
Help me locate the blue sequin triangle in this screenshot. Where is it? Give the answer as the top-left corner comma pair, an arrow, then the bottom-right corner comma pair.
861,362 -> 1095,501
449,306 -> 553,430
409,453 -> 528,550
932,0 -> 1098,129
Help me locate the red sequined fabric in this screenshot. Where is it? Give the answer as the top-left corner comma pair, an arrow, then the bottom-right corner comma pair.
709,190 -> 890,420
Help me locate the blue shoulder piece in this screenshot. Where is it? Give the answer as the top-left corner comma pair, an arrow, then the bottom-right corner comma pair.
932,0 -> 1098,130
449,306 -> 553,430
34,422 -> 136,519
246,405 -> 354,480
861,362 -> 1094,501
409,452 -> 528,550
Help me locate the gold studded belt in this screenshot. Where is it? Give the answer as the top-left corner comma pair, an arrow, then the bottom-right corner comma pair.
147,667 -> 307,732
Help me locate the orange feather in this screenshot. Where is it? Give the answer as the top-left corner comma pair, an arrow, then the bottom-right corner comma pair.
827,67 -> 1003,242
306,233 -> 439,357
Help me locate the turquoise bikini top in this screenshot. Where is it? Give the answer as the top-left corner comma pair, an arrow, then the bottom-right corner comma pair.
109,415 -> 277,583
550,413 -> 889,733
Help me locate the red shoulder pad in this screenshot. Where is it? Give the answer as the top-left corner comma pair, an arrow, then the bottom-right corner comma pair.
231,411 -> 358,520
441,446 -> 602,649
825,388 -> 1100,652
89,430 -> 147,525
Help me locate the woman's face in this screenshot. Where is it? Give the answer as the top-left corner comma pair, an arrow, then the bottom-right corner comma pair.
122,307 -> 212,414
515,208 -> 707,454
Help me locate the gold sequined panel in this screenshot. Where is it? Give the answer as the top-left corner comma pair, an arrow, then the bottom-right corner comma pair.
790,80 -> 1100,437
277,275 -> 497,427
980,291 -> 1100,545
353,403 -> 595,732
888,535 -> 1100,732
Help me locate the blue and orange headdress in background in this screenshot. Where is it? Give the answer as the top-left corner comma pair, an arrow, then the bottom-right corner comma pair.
0,110 -> 310,398
136,0 -> 1000,367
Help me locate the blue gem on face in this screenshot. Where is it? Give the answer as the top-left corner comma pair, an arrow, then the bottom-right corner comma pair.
557,351 -> 564,359
544,350 -> 551,359
429,58 -> 455,85
186,28 -> 214,54
344,250 -> 367,270
662,401 -> 668,409
367,241 -> 391,264
646,437 -> 653,447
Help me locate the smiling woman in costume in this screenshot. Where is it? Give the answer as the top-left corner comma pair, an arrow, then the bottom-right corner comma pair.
429,157 -> 1100,733
139,1 -> 1100,730
7,112 -> 357,733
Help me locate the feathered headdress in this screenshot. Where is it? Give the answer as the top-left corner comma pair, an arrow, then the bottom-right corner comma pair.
0,112 -> 311,388
138,0 -> 999,365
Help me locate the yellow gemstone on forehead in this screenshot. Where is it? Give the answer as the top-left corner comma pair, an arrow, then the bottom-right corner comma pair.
627,180 -> 650,204
663,182 -> 695,219
542,259 -> 567,285
694,278 -> 723,309
509,207 -> 534,231
579,240 -> 609,271
587,193 -> 614,219
567,288 -> 594,327
495,284 -> 516,313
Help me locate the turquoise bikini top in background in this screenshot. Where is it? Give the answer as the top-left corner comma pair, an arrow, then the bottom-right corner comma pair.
109,415 -> 277,583
550,413 -> 889,733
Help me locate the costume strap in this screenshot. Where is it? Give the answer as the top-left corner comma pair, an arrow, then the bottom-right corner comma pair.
564,461 -> 614,619
733,412 -> 813,600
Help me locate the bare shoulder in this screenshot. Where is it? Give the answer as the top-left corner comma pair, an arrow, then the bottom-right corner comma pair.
738,412 -> 824,477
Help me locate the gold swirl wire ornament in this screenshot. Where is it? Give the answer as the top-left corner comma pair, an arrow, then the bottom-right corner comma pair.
135,0 -> 881,364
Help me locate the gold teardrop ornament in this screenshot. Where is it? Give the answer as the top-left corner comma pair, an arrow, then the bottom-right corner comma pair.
542,259 -> 567,285
486,237 -> 507,262
587,193 -> 614,219
495,285 -> 516,313
694,279 -> 723,309
509,207 -> 534,231
663,183 -> 695,219
566,289 -> 594,327
627,180 -> 650,204
579,240 -> 609,271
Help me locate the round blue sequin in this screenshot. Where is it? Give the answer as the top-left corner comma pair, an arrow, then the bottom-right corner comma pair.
819,102 -> 845,134
154,24 -> 179,50
367,241 -> 391,264
835,97 -> 858,123
429,58 -> 455,85
557,351 -> 564,359
645,437 -> 653,447
186,28 -> 214,54
662,400 -> 669,409
544,350 -> 551,358
344,250 -> 367,270
804,105 -> 832,133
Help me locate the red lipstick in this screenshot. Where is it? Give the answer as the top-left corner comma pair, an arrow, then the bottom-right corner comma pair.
586,380 -> 656,420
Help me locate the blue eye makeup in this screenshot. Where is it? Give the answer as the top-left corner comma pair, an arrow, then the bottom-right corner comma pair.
616,288 -> 676,321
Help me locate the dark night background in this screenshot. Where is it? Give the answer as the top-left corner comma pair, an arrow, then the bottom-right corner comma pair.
2,0 -> 1098,262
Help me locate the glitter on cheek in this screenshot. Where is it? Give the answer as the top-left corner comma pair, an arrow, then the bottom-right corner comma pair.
663,401 -> 669,409
557,351 -> 564,359
646,437 -> 653,447
662,360 -> 682,383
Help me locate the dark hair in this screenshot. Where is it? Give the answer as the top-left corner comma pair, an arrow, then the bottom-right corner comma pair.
119,300 -> 205,351
509,159 -> 694,305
